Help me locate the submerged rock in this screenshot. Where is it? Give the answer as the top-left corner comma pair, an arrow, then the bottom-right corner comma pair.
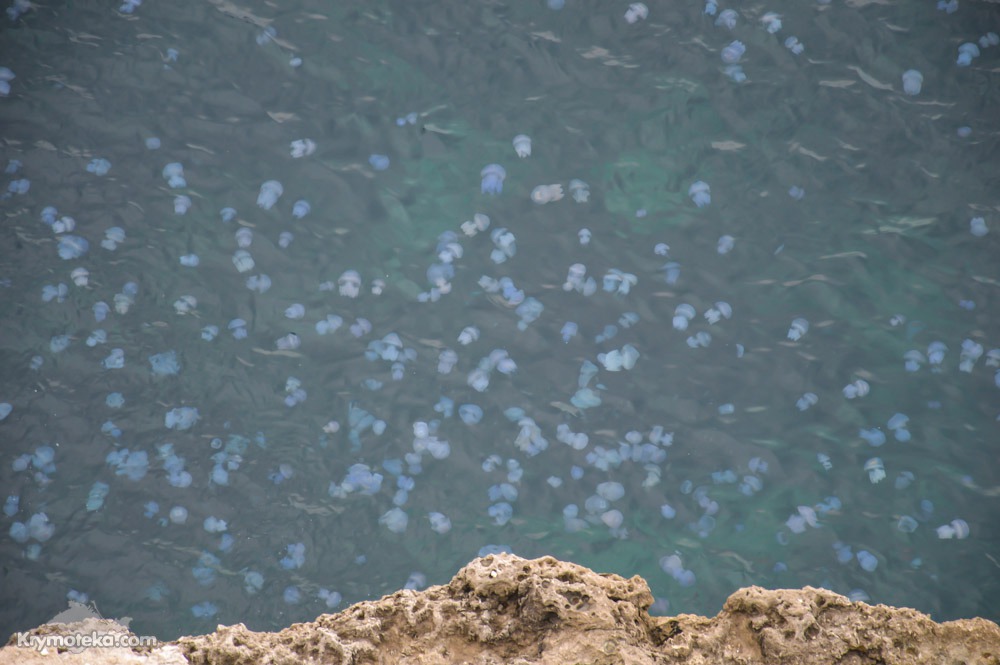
4,554 -> 999,664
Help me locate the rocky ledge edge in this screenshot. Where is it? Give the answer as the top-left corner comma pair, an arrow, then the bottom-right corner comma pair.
3,553 -> 999,664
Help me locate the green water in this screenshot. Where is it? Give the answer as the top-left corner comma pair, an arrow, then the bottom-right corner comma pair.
0,0 -> 997,641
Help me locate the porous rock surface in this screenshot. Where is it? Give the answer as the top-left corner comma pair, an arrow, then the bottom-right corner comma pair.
3,553 -> 998,664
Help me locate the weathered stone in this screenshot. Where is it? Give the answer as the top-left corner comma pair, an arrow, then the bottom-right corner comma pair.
4,554 -> 998,664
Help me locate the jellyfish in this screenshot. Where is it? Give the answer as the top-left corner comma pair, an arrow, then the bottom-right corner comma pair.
338,270 -> 362,298
57,235 -> 89,260
715,9 -> 737,29
787,317 -> 809,341
688,181 -> 711,207
256,180 -> 283,210
290,139 -> 316,158
760,12 -> 782,33
717,235 -> 735,254
512,134 -> 531,158
530,184 -> 564,205
863,457 -> 885,484
292,200 -> 311,219
480,164 -> 506,194
902,69 -> 923,96
721,41 -> 746,64
624,3 -> 648,23
162,162 -> 186,188
957,43 -> 980,67
568,179 -> 590,202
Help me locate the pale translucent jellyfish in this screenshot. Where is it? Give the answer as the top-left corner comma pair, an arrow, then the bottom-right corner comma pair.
531,184 -> 564,204
257,180 -> 283,210
233,226 -> 253,249
970,217 -> 988,237
717,235 -> 735,254
796,392 -> 818,411
863,457 -> 885,484
601,509 -> 624,529
786,514 -> 807,534
289,139 -> 316,158
100,226 -> 125,251
232,250 -> 254,273
856,550 -> 878,572
461,213 -> 491,237
162,162 -> 186,188
715,9 -> 737,29
480,164 -> 506,195
688,181 -> 711,207
704,301 -> 732,324
858,428 -> 885,447
490,227 -> 516,262
902,69 -> 923,96
512,134 -> 532,158
787,317 -> 809,341
597,481 -> 625,502
349,318 -> 372,338
458,326 -> 480,345
428,512 -> 452,534
616,272 -> 638,295
842,379 -> 870,399
51,215 -> 75,233
244,274 -> 270,294
949,518 -> 970,539
203,516 -> 227,533
70,267 -> 89,287
338,270 -> 361,298
672,303 -> 695,331
275,334 -> 300,351
903,349 -> 925,372
927,341 -> 947,365
458,404 -> 483,424
371,279 -> 386,295
784,36 -> 804,55
721,40 -> 746,64
621,344 -> 639,369
624,2 -> 648,23
887,413 -> 909,431
957,42 -> 980,67
563,263 -> 587,292
173,295 -> 197,315
437,349 -> 458,375
578,228 -> 592,245
568,179 -> 590,203
467,368 -> 489,393
379,507 -> 408,533
760,12 -> 782,33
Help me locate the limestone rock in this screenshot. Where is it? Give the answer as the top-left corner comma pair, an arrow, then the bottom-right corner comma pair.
3,554 -> 998,664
